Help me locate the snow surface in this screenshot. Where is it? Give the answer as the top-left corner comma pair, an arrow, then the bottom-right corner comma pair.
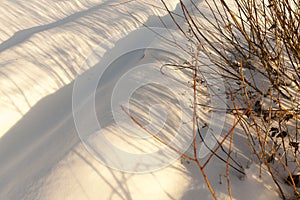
0,0 -> 282,199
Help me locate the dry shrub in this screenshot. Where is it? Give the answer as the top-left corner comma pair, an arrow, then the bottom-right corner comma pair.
158,0 -> 300,199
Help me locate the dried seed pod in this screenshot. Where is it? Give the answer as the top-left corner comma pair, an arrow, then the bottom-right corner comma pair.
270,127 -> 279,137
276,131 -> 288,138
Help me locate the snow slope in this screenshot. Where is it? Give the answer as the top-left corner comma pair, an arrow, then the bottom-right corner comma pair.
0,0 -> 282,199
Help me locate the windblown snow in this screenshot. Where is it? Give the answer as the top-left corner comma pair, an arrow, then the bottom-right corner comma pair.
0,0 -> 281,199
